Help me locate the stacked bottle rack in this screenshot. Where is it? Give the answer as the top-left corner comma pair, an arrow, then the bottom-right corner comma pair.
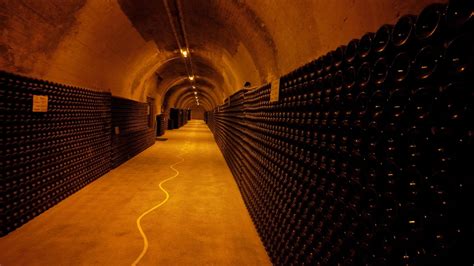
168,108 -> 191,129
111,97 -> 156,168
156,114 -> 166,137
207,1 -> 473,264
1,71 -> 112,236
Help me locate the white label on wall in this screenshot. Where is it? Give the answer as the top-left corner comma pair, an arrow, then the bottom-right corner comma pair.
270,79 -> 280,102
32,95 -> 48,112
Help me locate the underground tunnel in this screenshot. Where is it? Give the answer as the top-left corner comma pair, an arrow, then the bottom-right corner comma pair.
0,0 -> 473,265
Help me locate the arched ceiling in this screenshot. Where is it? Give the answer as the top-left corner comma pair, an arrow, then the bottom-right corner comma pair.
0,0 -> 443,113
117,0 -> 276,111
164,85 -> 219,110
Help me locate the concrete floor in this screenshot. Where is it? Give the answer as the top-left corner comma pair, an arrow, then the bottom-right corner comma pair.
0,120 -> 270,266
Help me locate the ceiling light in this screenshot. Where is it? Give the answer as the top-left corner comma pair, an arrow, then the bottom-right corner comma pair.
194,91 -> 197,95
188,76 -> 194,81
192,86 -> 196,89
181,49 -> 188,58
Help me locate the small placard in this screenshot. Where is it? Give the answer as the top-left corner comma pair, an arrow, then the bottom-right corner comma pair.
32,95 -> 48,112
270,79 -> 280,102
114,126 -> 120,135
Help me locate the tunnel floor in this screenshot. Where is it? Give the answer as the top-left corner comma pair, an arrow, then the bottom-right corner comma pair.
0,120 -> 270,265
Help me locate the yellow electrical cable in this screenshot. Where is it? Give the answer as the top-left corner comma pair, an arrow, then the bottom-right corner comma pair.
132,143 -> 189,266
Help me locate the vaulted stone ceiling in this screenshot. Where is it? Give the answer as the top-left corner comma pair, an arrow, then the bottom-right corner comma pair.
1,0 -> 441,112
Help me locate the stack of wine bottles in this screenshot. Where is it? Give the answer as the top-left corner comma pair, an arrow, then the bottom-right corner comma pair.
168,108 -> 191,129
111,97 -> 156,168
1,72 -> 157,235
1,71 -> 112,236
204,111 -> 211,125
156,114 -> 166,137
207,1 -> 473,264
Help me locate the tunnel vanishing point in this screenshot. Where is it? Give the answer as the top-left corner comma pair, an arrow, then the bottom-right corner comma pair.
1,0 -> 473,265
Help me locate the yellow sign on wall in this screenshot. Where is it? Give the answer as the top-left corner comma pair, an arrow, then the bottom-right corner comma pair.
32,95 -> 48,112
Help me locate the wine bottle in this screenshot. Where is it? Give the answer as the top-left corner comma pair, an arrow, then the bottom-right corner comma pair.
415,3 -> 447,45
393,15 -> 419,54
446,0 -> 474,34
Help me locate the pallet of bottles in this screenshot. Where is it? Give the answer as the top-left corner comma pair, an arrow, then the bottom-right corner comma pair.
1,71 -> 112,236
111,97 -> 155,168
182,109 -> 190,125
187,109 -> 192,121
207,1 -> 473,264
156,114 -> 166,137
168,108 -> 190,129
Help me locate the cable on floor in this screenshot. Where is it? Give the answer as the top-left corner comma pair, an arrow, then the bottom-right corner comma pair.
131,142 -> 189,266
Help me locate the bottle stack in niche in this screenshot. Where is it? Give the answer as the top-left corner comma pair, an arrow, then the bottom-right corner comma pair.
207,1 -> 473,264
1,71 -> 112,236
1,72 -> 157,236
111,97 -> 155,168
156,114 -> 166,137
168,108 -> 191,129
